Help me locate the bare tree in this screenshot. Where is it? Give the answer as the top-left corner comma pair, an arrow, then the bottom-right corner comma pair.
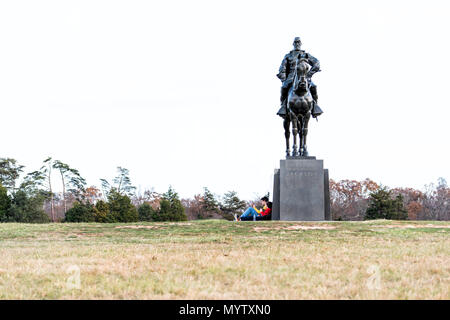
100,166 -> 136,199
422,178 -> 450,220
41,157 -> 55,221
53,160 -> 86,214
330,178 -> 379,220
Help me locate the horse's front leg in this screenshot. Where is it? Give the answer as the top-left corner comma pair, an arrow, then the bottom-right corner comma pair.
291,113 -> 299,157
301,111 -> 311,156
298,116 -> 304,155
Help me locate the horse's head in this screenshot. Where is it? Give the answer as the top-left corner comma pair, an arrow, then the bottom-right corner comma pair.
294,58 -> 311,92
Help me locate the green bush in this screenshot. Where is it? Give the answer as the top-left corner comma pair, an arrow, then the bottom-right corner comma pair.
138,203 -> 156,221
7,190 -> 50,223
0,184 -> 11,222
152,187 -> 187,221
64,191 -> 138,223
107,189 -> 138,222
200,187 -> 220,219
93,200 -> 110,222
156,199 -> 186,221
365,187 -> 408,220
65,202 -> 96,222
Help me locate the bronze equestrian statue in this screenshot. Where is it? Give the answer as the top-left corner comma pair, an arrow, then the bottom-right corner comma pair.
277,37 -> 323,157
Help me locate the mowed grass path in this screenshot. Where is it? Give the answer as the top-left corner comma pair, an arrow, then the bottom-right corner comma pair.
0,220 -> 449,299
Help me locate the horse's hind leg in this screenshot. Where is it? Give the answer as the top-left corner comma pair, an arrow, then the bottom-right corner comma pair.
301,111 -> 311,156
283,116 -> 290,157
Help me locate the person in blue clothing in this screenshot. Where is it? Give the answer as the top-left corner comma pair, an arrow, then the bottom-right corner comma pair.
235,196 -> 272,221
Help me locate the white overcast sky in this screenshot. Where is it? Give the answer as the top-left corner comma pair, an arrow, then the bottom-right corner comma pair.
1,0 -> 449,200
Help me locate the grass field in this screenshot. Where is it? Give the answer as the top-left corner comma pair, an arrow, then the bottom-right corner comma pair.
0,219 -> 449,299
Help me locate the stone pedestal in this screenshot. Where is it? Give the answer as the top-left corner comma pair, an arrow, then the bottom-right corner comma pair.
272,157 -> 331,221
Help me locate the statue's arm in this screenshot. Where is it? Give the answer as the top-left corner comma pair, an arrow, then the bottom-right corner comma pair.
277,54 -> 289,81
307,53 -> 321,78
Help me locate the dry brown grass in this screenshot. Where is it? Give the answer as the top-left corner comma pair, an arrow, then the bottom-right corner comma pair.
0,220 -> 449,299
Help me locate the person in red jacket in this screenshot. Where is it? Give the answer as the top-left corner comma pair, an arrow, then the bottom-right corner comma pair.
235,196 -> 272,221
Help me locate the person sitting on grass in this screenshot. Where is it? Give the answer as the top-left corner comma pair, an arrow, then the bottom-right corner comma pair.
235,196 -> 272,221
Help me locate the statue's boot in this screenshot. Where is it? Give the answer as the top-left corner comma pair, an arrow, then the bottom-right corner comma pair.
277,105 -> 287,118
312,101 -> 323,118
277,101 -> 286,119
310,88 -> 323,118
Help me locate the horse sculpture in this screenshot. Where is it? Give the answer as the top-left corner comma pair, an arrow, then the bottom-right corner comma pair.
283,58 -> 315,157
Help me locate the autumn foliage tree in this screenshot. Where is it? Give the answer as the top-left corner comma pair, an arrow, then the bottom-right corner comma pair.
84,186 -> 103,204
391,187 -> 425,220
390,178 -> 449,221
329,178 -> 379,220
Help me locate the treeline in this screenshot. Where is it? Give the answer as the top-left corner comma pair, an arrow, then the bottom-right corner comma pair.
330,178 -> 450,221
1,157 -> 449,223
0,157 -> 250,223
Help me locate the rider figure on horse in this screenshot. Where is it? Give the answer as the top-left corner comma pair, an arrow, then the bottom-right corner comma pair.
276,37 -> 321,118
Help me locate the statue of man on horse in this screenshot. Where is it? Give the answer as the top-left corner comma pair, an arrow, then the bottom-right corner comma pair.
276,37 -> 323,157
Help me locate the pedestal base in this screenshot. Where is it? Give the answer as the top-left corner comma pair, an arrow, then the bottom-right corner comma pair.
272,158 -> 331,221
